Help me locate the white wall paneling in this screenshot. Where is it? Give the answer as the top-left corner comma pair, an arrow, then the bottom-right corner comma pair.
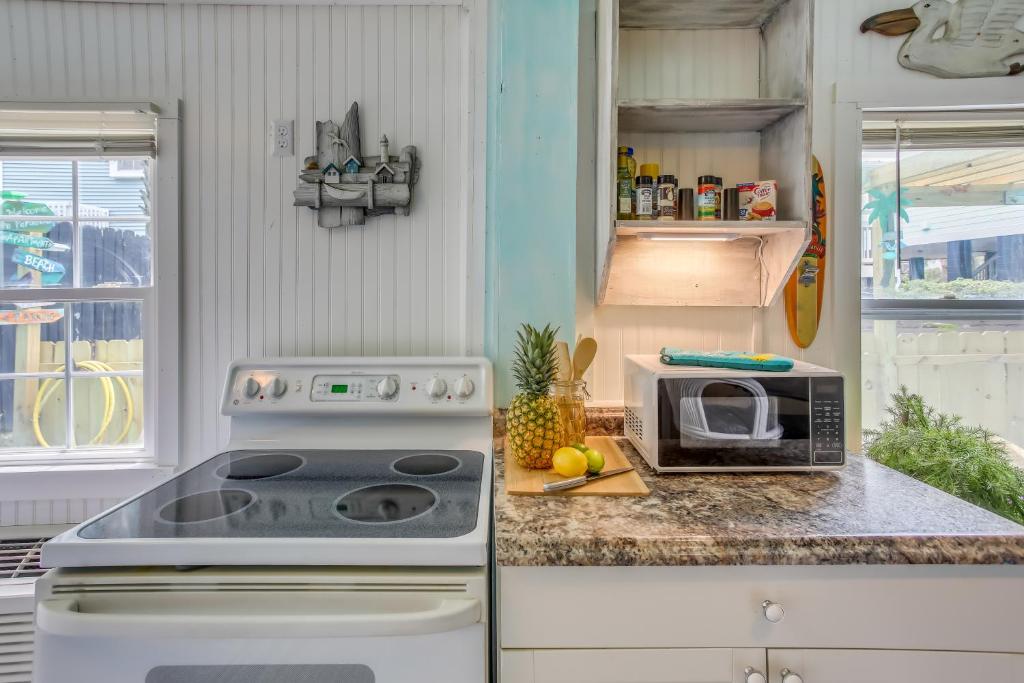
0,0 -> 485,521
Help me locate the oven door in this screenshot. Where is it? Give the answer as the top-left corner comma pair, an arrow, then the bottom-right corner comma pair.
656,375 -> 827,469
34,588 -> 484,683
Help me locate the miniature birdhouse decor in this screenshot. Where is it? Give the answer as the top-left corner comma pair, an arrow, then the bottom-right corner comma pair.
860,0 -> 1024,78
294,102 -> 419,227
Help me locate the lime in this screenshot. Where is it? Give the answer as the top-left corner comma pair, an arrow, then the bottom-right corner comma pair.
552,447 -> 589,478
583,448 -> 605,474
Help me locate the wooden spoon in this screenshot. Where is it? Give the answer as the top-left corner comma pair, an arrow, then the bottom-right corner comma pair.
555,341 -> 573,383
572,337 -> 598,380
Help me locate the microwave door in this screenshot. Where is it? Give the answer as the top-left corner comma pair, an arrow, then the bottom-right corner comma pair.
657,377 -> 814,469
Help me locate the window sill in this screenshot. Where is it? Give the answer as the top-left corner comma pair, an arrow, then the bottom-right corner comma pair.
0,461 -> 173,502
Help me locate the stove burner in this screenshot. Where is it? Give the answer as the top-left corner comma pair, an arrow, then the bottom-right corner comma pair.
392,453 -> 461,476
334,484 -> 436,524
216,452 -> 304,480
158,489 -> 254,524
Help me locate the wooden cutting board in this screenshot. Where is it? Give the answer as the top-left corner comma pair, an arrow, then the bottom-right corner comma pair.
504,436 -> 650,496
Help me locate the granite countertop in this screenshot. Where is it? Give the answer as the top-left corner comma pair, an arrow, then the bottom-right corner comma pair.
493,437 -> 1024,567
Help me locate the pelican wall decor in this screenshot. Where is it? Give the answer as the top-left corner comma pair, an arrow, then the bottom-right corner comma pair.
293,102 -> 419,228
861,0 -> 1024,78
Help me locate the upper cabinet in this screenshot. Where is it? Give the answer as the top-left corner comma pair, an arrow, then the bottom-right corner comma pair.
595,0 -> 814,307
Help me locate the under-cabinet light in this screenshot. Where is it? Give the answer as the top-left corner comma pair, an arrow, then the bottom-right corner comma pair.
636,232 -> 741,242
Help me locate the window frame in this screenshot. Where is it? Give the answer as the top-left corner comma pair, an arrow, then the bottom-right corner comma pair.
831,82 -> 1024,451
0,100 -> 179,472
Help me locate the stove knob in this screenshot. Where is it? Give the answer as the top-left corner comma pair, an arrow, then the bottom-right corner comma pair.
243,377 -> 261,398
376,376 -> 399,399
454,376 -> 475,399
267,377 -> 288,398
426,377 -> 448,399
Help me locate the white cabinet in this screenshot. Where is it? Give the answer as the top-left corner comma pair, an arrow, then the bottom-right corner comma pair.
501,648 -> 767,683
767,649 -> 1024,683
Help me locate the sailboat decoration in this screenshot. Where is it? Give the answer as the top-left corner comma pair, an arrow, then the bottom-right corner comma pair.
860,0 -> 1024,78
293,102 -> 419,227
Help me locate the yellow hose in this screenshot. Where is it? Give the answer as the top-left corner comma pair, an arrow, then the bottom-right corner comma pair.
32,360 -> 136,448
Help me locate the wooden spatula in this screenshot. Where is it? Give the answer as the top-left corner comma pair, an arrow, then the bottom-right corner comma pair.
572,337 -> 598,380
555,341 -> 572,383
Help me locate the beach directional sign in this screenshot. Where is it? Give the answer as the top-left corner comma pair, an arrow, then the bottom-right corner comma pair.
0,308 -> 64,325
1,190 -> 57,233
0,230 -> 66,250
11,247 -> 66,285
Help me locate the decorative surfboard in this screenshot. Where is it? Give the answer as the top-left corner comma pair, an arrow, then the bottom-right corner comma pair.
785,156 -> 827,349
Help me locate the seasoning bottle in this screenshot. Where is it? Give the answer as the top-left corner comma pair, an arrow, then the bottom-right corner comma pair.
640,163 -> 660,214
714,176 -> 724,220
697,175 -> 717,221
616,147 -> 635,220
656,175 -> 677,221
635,175 -> 655,220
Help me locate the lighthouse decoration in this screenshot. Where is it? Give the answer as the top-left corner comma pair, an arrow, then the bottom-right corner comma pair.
293,102 -> 419,228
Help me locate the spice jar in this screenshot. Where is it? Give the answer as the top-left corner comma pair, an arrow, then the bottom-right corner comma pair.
656,175 -> 677,221
635,175 -> 655,219
552,379 -> 588,447
640,163 -> 660,215
714,176 -> 724,219
697,175 -> 717,221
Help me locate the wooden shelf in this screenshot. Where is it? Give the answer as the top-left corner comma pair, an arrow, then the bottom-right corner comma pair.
616,220 -> 806,237
619,0 -> 791,29
599,221 -> 809,307
617,99 -> 805,133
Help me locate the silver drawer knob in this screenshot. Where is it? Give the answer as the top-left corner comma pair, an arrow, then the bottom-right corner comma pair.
762,599 -> 785,623
744,667 -> 767,683
780,668 -> 803,683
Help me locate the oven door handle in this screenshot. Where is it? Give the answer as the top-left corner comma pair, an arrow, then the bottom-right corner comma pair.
36,596 -> 481,639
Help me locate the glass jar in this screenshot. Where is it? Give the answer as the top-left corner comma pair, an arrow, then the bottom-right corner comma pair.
551,379 -> 588,447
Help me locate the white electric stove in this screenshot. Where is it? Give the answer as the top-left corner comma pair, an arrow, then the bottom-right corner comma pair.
34,357 -> 493,683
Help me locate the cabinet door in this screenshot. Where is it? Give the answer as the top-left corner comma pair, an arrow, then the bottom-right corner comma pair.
768,649 -> 1024,683
501,648 -> 767,683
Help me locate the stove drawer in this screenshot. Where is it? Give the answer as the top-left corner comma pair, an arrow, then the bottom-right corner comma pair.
35,589 -> 485,683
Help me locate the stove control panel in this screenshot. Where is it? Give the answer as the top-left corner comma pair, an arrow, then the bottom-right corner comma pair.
222,358 -> 493,416
310,374 -> 400,402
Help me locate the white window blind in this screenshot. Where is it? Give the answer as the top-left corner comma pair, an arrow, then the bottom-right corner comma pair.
0,107 -> 158,157
863,118 -> 1024,149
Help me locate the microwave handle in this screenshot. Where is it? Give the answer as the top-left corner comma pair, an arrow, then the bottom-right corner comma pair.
36,596 -> 481,640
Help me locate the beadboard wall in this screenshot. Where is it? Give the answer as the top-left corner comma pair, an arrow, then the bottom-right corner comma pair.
0,0 -> 484,523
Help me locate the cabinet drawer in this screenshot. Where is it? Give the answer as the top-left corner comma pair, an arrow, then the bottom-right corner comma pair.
500,648 -> 766,683
499,565 -> 1024,653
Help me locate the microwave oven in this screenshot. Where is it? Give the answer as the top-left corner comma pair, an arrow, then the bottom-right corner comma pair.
624,355 -> 845,472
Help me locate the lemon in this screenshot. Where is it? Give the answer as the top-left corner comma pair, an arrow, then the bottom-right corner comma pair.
583,448 -> 605,474
552,447 -> 589,478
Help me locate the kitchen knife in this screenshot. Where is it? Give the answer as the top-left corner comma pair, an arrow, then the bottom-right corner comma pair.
543,466 -> 634,492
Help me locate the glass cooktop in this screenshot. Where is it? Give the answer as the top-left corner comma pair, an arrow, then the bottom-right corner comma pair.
77,449 -> 485,540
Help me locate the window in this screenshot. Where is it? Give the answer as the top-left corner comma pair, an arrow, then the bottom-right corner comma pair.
0,104 -> 178,466
861,114 -> 1024,455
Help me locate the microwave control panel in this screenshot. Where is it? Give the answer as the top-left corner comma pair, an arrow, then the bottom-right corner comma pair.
810,376 -> 845,465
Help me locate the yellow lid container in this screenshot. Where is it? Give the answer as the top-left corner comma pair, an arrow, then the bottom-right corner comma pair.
639,163 -> 660,178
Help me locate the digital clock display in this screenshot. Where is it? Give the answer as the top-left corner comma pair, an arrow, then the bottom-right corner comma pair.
330,384 -> 349,394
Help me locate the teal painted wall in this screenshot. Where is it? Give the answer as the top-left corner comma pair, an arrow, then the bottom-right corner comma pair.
485,0 -> 580,406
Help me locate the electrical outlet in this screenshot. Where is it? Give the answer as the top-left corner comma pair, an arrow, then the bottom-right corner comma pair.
272,119 -> 293,157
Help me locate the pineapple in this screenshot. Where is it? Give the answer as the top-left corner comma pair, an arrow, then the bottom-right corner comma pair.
507,323 -> 563,470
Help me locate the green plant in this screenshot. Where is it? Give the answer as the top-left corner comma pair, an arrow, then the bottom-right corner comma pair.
865,387 -> 1024,525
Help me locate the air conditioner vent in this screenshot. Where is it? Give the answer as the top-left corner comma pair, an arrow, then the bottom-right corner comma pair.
625,406 -> 643,441
0,612 -> 33,683
0,540 -> 46,580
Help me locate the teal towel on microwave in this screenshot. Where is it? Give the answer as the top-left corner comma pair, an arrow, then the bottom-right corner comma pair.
659,348 -> 796,372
